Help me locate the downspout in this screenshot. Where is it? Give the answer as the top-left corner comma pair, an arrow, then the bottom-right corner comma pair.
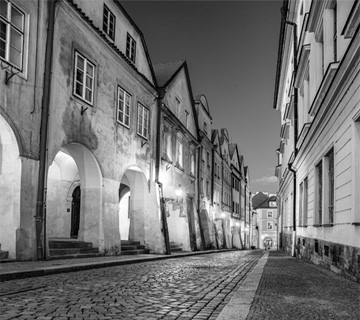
35,0 -> 57,260
282,5 -> 298,257
155,88 -> 171,255
244,184 -> 247,248
196,142 -> 205,250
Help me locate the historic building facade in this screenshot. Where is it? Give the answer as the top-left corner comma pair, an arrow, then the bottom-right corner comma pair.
274,0 -> 360,281
252,192 -> 278,250
0,0 -> 253,260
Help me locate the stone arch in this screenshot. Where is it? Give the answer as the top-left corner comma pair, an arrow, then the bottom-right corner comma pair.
46,143 -> 102,247
0,114 -> 21,259
118,165 -> 148,243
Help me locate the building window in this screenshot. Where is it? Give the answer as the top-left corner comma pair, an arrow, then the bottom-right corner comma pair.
200,178 -> 204,195
137,103 -> 149,139
103,4 -> 115,40
206,180 -> 209,197
267,211 -> 273,218
164,130 -> 172,161
117,87 -> 131,127
185,110 -> 189,129
176,139 -> 183,168
74,52 -> 95,105
0,0 -> 24,70
315,161 -> 323,224
267,221 -> 274,230
190,149 -> 195,176
207,151 -> 210,168
303,177 -> 308,225
325,148 -> 334,224
299,181 -> 304,226
126,33 -> 136,63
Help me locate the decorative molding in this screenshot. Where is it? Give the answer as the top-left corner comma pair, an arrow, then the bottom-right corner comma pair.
294,44 -> 311,88
309,62 -> 339,116
341,0 -> 360,39
296,122 -> 311,150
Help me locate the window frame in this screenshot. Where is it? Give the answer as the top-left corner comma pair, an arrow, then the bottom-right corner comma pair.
137,102 -> 149,139
0,0 -> 25,71
267,221 -> 274,230
126,32 -> 136,63
116,86 -> 131,128
103,4 -> 115,40
176,137 -> 184,169
73,51 -> 95,105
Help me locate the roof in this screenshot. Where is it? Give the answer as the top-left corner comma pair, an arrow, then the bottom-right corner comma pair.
252,192 -> 277,209
229,144 -> 236,158
153,61 -> 185,87
195,94 -> 212,119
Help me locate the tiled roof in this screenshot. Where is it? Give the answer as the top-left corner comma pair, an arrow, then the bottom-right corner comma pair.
229,143 -> 236,158
153,61 -> 185,87
252,192 -> 268,209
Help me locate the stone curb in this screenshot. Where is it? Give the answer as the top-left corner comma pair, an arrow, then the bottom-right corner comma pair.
215,251 -> 269,320
0,248 -> 239,282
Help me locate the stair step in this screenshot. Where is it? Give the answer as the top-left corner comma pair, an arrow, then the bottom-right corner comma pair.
121,245 -> 146,251
49,247 -> 99,256
48,252 -> 104,260
0,250 -> 9,260
121,249 -> 150,255
120,240 -> 141,246
49,241 -> 93,249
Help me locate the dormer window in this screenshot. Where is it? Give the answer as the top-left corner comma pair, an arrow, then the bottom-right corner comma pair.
126,33 -> 136,63
103,4 -> 115,40
204,121 -> 208,134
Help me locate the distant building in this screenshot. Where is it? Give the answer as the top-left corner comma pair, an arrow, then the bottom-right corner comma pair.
274,0 -> 360,281
252,192 -> 278,250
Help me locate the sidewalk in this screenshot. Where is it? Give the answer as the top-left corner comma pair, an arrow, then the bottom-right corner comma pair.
217,251 -> 360,320
0,248 -> 236,282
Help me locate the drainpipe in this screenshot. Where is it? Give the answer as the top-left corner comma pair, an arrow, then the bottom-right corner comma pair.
155,89 -> 171,255
281,5 -> 298,257
35,0 -> 57,261
196,143 -> 206,250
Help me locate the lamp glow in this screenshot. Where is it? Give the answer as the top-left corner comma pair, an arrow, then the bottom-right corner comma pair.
175,185 -> 183,197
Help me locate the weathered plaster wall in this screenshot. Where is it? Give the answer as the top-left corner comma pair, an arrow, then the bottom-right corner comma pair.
72,0 -> 154,83
44,1 -> 161,254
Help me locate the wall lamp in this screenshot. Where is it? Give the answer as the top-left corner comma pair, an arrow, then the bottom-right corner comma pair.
162,185 -> 183,203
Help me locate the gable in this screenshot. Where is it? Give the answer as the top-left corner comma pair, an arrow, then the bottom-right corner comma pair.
162,67 -> 197,138
72,0 -> 155,85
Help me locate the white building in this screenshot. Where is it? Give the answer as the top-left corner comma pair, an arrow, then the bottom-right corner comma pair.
274,0 -> 360,281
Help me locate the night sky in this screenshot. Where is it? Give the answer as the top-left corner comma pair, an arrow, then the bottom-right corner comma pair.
122,0 -> 282,194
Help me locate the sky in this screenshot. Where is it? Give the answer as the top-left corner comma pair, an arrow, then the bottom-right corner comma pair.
122,0 -> 282,194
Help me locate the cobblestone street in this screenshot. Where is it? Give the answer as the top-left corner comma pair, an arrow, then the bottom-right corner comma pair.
0,251 -> 263,320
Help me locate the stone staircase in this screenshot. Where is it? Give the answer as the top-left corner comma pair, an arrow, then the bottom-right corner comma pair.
48,238 -> 102,259
170,241 -> 183,253
121,240 -> 150,255
0,244 -> 9,260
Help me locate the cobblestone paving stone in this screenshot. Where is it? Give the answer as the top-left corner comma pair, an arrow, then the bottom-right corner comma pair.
246,251 -> 360,320
0,251 -> 263,320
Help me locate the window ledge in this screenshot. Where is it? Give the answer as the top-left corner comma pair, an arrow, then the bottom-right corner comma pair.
161,156 -> 173,164
352,222 -> 360,226
313,224 -> 322,228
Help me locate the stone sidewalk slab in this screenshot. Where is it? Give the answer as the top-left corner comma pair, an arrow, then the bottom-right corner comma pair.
216,251 -> 269,320
0,248 -> 238,282
217,251 -> 360,320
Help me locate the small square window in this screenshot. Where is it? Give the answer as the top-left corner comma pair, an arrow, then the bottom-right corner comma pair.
73,52 -> 95,105
137,103 -> 149,139
267,221 -> 274,230
126,33 -> 136,63
103,4 -> 115,40
267,211 -> 273,218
